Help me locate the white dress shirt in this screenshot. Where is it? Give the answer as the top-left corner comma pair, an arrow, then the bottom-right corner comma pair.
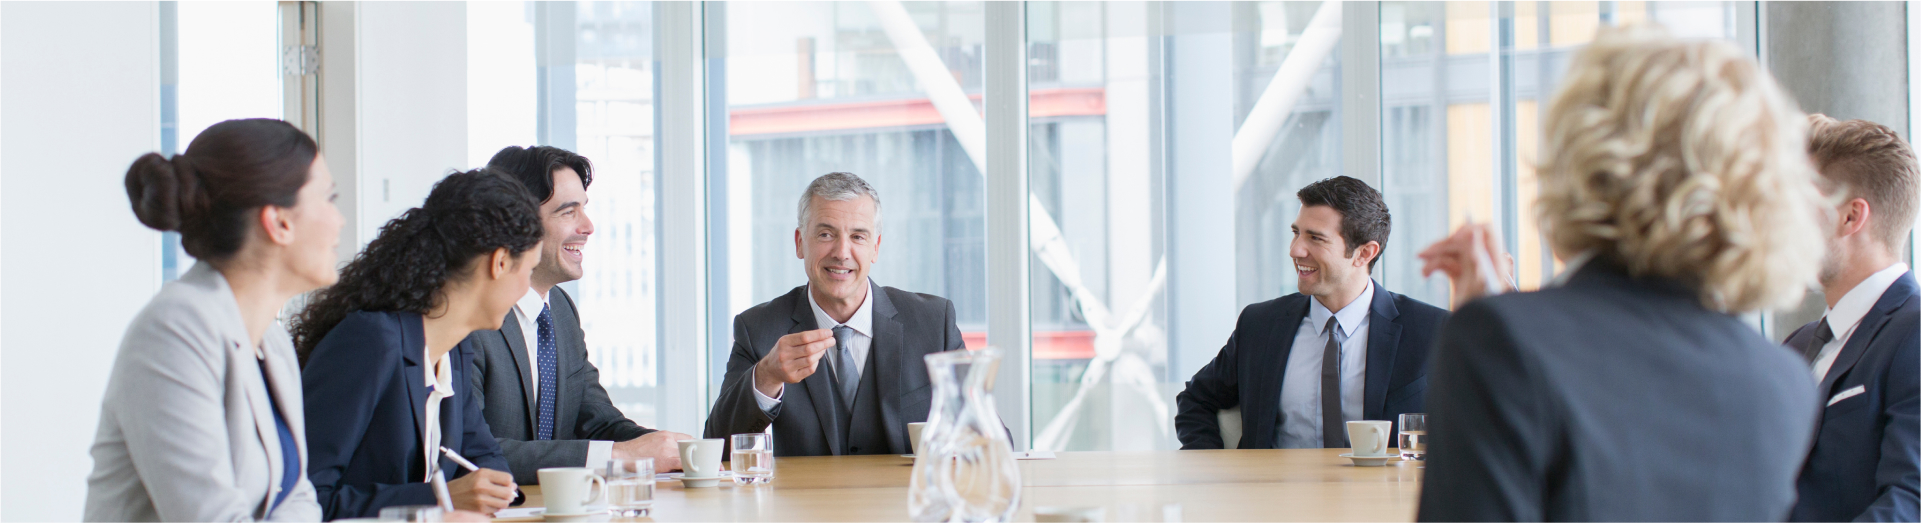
1811,262 -> 1910,381
510,287 -> 613,466
753,284 -> 875,412
1276,280 -> 1373,449
422,348 -> 454,482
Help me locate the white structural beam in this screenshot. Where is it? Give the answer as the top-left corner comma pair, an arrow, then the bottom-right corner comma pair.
654,1 -> 710,434
982,0 -> 1032,451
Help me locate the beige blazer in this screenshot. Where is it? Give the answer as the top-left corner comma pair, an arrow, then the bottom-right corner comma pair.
84,263 -> 320,521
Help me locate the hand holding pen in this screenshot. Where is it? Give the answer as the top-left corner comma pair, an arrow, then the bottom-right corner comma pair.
437,446 -> 518,516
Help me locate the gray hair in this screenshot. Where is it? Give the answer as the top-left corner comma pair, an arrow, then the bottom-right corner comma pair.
797,172 -> 882,230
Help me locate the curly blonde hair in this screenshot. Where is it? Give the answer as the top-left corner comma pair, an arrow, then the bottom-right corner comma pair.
1535,25 -> 1827,312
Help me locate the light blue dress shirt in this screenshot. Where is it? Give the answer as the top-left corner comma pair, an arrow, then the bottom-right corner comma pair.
1276,280 -> 1373,448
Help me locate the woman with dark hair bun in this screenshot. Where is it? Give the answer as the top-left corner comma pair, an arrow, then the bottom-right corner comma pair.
87,118 -> 339,522
293,168 -> 542,520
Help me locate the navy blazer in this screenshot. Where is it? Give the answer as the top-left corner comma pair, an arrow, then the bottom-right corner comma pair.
1174,281 -> 1449,449
1788,271 -> 1919,522
302,311 -> 511,520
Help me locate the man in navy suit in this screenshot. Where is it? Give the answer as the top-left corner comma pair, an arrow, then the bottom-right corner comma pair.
1787,115 -> 1920,522
1176,176 -> 1448,449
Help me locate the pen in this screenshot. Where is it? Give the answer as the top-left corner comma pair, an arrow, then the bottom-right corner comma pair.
440,445 -> 480,472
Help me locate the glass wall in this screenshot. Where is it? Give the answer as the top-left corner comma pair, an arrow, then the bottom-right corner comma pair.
162,1 -> 284,280
713,1 -> 989,363
1380,1 -> 1741,305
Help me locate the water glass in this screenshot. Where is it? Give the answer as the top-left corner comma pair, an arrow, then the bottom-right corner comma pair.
731,432 -> 774,484
605,457 -> 654,517
376,505 -> 443,522
1398,413 -> 1428,461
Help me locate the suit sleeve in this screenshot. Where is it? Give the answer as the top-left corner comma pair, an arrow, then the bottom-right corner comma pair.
302,315 -> 437,520
1859,327 -> 1919,522
109,319 -> 266,522
1416,301 -> 1553,522
704,314 -> 778,439
1173,311 -> 1246,450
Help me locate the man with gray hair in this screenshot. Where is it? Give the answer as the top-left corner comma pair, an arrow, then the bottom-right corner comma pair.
705,172 -> 967,456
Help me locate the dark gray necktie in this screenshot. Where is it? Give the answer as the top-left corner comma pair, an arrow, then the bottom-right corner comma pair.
1802,318 -> 1834,363
1321,316 -> 1349,448
832,325 -> 858,411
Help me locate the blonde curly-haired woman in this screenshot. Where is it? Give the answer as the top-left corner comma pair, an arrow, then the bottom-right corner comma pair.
1413,26 -> 1829,521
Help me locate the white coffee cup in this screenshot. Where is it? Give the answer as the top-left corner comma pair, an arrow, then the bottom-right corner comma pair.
677,438 -> 726,479
908,422 -> 927,456
1345,420 -> 1392,457
536,467 -> 606,516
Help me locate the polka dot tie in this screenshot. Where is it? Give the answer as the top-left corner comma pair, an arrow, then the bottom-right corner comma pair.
536,304 -> 558,441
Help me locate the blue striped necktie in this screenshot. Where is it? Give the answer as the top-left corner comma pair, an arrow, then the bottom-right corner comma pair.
536,304 -> 558,440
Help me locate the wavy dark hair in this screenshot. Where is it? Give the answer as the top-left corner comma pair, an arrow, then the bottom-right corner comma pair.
291,169 -> 543,363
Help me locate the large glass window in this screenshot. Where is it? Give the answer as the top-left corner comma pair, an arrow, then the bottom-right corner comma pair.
162,1 -> 284,280
714,1 -> 988,371
1380,1 -> 1742,304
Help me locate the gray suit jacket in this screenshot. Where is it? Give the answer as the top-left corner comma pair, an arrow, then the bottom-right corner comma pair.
466,287 -> 653,485
705,282 -> 966,456
1416,257 -> 1819,521
85,263 -> 321,522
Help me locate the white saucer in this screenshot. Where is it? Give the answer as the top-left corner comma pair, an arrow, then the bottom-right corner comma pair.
677,471 -> 732,488
536,508 -> 610,522
1339,453 -> 1394,467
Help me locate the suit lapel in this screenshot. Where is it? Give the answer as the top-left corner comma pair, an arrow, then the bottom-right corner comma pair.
234,341 -> 280,513
498,310 -> 539,430
1811,273 -> 1917,435
1252,295 -> 1309,448
400,313 -> 431,465
1363,283 -> 1402,422
551,294 -> 578,439
870,284 -> 907,454
1816,273 -> 1918,397
790,292 -> 843,455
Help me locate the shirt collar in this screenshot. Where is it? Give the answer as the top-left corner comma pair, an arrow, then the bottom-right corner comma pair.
514,287 -> 550,323
1824,262 -> 1910,338
424,345 -> 455,398
806,282 -> 875,338
1307,279 -> 1373,338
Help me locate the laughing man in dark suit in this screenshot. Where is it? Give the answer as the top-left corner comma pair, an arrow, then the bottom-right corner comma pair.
464,146 -> 692,485
705,172 -> 968,457
1175,176 -> 1448,449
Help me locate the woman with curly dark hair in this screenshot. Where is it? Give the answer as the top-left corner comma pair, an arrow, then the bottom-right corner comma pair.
293,169 -> 543,520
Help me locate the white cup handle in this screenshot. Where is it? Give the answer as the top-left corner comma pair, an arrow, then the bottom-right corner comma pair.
686,449 -> 703,477
583,474 -> 606,507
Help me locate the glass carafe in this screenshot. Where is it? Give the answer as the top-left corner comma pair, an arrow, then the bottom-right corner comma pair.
908,347 -> 1022,522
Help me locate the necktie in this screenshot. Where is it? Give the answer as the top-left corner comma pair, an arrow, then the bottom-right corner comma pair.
1321,316 -> 1349,448
832,325 -> 859,412
1802,318 -> 1834,363
536,304 -> 558,441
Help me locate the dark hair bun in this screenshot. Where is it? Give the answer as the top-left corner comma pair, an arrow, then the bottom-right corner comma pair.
124,152 -> 207,232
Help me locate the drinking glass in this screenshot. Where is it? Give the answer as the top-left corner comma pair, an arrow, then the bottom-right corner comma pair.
605,457 -> 654,517
731,432 -> 774,484
376,505 -> 443,522
1398,413 -> 1428,461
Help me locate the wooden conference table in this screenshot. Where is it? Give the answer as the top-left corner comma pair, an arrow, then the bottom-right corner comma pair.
503,449 -> 1422,522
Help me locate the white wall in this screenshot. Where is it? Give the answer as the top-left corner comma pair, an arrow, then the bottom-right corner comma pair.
1,2 -> 163,520
356,2 -> 468,244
